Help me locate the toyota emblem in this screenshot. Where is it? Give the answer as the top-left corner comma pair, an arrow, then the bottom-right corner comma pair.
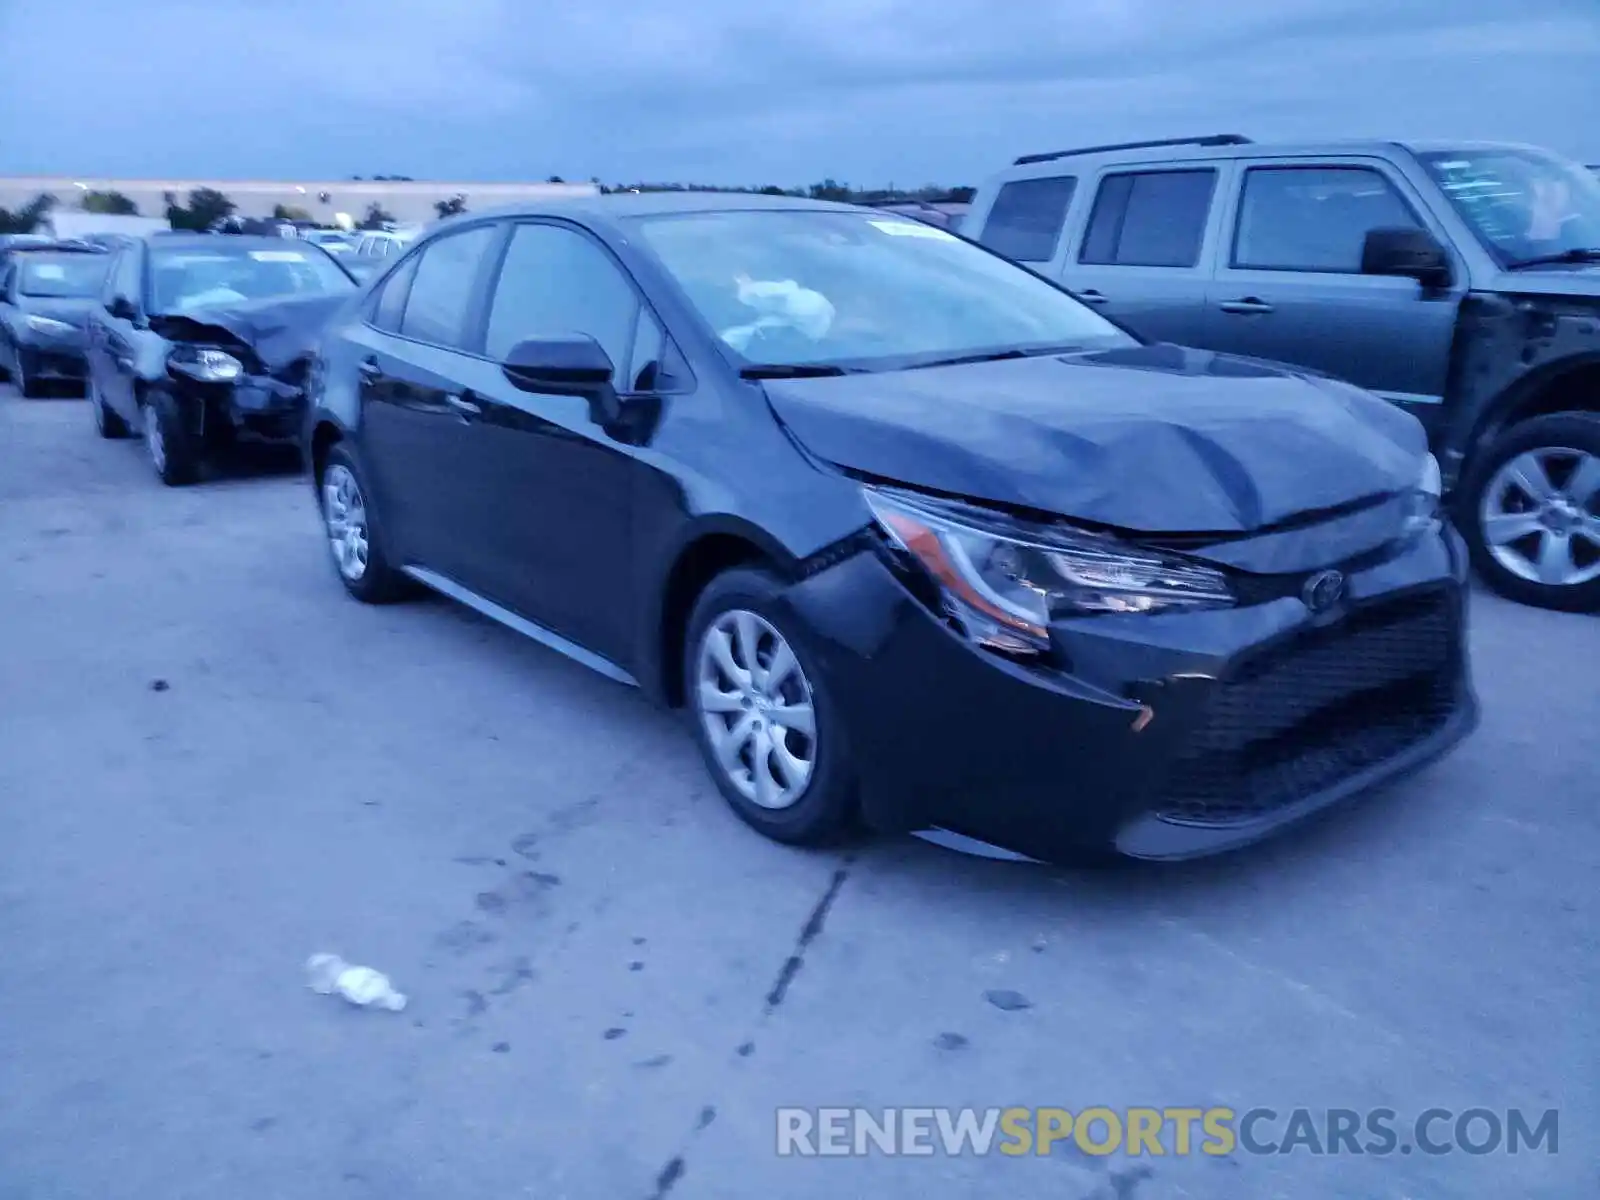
1302,569 -> 1346,612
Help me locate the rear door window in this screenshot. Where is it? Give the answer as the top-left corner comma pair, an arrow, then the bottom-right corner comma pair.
398,225 -> 497,349
1079,170 -> 1218,268
978,177 -> 1077,263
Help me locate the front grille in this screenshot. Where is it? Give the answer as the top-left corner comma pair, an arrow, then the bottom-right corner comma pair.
1157,590 -> 1461,827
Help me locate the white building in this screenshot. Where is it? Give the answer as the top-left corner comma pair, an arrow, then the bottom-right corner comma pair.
0,177 -> 598,226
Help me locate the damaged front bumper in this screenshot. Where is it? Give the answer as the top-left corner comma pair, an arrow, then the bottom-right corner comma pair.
775,522 -> 1477,863
167,371 -> 309,446
15,330 -> 88,381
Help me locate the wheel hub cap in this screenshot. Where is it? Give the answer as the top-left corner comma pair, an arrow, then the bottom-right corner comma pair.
695,610 -> 817,810
322,465 -> 370,581
1481,446 -> 1600,587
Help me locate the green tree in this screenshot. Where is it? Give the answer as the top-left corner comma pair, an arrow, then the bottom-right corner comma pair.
273,204 -> 313,222
806,179 -> 853,202
434,194 -> 468,218
167,187 -> 236,231
82,190 -> 139,215
360,202 -> 395,230
0,192 -> 56,234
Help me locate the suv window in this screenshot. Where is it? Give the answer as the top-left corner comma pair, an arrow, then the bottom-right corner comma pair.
1079,169 -> 1217,268
1233,166 -> 1421,273
979,176 -> 1077,263
113,247 -> 141,308
484,223 -> 640,368
399,225 -> 496,348
371,252 -> 417,333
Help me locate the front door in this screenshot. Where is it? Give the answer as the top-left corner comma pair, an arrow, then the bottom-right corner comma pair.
463,220 -> 657,667
1201,159 -> 1464,413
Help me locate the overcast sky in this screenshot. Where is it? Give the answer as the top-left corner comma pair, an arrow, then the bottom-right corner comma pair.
2,0 -> 1596,188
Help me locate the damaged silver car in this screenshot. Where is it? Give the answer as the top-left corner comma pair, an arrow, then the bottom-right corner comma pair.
84,233 -> 357,485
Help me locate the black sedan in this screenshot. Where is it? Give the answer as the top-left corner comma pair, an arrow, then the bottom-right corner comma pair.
303,195 -> 1478,863
0,242 -> 109,396
85,234 -> 357,484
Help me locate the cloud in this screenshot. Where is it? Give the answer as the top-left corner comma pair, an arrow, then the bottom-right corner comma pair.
0,0 -> 1595,186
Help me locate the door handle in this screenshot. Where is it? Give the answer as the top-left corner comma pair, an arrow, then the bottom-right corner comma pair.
357,357 -> 382,382
1076,288 -> 1110,305
444,392 -> 481,416
1218,297 -> 1275,314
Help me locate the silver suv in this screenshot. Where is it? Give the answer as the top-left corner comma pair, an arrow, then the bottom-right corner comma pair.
966,134 -> 1600,611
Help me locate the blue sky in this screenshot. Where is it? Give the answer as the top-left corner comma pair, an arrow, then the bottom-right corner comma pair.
2,0 -> 1596,187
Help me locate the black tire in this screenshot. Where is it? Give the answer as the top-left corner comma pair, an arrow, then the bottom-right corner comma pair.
683,567 -> 859,847
88,375 -> 131,439
1458,412 -> 1600,612
317,443 -> 409,603
14,346 -> 40,398
141,386 -> 201,486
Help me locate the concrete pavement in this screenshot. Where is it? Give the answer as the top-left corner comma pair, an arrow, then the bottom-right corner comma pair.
0,384 -> 1593,1199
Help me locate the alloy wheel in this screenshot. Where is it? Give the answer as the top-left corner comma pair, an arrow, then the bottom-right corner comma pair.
694,610 -> 817,810
322,464 -> 370,581
89,381 -> 104,432
1480,446 -> 1600,588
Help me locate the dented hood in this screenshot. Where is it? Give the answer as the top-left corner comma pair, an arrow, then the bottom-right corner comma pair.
763,343 -> 1429,535
149,293 -> 348,371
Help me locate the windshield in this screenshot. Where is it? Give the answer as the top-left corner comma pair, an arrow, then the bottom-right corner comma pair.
631,208 -> 1133,370
17,253 -> 108,298
1417,147 -> 1600,267
147,243 -> 355,314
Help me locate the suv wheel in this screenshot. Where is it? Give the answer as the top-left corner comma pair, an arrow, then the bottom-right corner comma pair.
89,377 -> 130,439
1459,412 -> 1600,612
142,388 -> 200,486
684,568 -> 857,846
319,445 -> 407,603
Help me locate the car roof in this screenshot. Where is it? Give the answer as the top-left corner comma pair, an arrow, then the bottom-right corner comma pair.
142,234 -> 327,252
437,191 -> 864,227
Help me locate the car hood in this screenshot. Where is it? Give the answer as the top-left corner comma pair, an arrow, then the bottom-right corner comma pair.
1486,266 -> 1600,299
148,292 -> 349,371
15,296 -> 97,327
762,343 -> 1429,535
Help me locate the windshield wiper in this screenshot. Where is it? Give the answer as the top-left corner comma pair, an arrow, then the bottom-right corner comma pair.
740,362 -> 862,379
1505,247 -> 1600,270
908,345 -> 1088,371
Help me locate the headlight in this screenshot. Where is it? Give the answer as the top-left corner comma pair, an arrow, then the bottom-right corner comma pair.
25,315 -> 74,336
1402,453 -> 1443,537
168,347 -> 243,382
864,487 -> 1234,654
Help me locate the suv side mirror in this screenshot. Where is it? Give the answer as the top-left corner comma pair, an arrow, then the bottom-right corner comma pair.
107,296 -> 138,321
502,334 -> 620,424
1362,227 -> 1451,289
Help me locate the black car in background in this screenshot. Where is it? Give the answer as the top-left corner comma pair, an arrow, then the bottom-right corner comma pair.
303,195 -> 1477,864
0,242 -> 110,396
85,234 -> 357,484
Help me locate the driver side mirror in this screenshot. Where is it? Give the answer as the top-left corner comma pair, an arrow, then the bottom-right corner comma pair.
1361,227 -> 1452,289
107,296 -> 138,321
501,335 -> 620,424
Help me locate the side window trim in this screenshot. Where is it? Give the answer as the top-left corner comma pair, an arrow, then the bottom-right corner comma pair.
1223,159 -> 1439,276
1076,167 -> 1221,269
482,217 -> 693,395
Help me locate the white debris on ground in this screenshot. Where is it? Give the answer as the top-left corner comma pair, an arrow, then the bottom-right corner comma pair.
305,952 -> 408,1012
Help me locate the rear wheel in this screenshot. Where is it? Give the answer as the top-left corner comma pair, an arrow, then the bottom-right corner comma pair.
89,376 -> 131,439
1459,412 -> 1600,612
318,445 -> 408,603
684,567 -> 858,846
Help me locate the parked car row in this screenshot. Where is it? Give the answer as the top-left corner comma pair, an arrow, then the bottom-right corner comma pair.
963,134 -> 1600,611
4,185 -> 1491,867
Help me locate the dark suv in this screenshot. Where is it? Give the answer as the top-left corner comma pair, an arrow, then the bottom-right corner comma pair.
303,194 -> 1475,864
967,136 -> 1600,610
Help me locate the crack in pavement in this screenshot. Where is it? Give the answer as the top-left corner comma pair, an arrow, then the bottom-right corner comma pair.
643,861 -> 853,1198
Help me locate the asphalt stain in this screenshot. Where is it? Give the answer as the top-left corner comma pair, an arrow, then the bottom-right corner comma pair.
736,1041 -> 754,1058
511,833 -> 541,860
149,679 -> 170,692
696,1106 -> 716,1131
984,989 -> 1033,1012
603,1027 -> 627,1040
629,961 -> 645,972
1106,1165 -> 1154,1199
436,921 -> 497,955
765,867 -> 849,1013
635,1054 -> 673,1069
250,1117 -> 277,1133
649,1156 -> 685,1199
453,855 -> 496,866
492,1041 -> 511,1054
461,989 -> 488,1018
488,955 -> 535,996
632,936 -> 647,946
475,891 -> 508,916
934,1032 -> 969,1050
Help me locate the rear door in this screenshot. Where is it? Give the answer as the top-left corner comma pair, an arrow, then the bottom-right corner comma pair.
1058,162 -> 1232,344
1200,157 -> 1464,407
353,222 -> 503,583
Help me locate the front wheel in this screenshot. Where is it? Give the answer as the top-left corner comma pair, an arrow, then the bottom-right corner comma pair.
142,388 -> 201,486
89,376 -> 131,439
1459,412 -> 1600,612
684,568 -> 858,846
